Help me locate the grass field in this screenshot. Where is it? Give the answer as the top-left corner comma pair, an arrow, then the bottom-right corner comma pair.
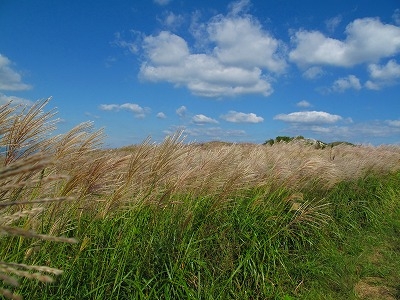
1,99 -> 399,299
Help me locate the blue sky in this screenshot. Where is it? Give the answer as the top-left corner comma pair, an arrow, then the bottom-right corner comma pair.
1,0 -> 400,147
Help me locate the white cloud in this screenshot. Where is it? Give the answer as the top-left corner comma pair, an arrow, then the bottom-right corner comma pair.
220,111 -> 264,123
368,59 -> 400,80
302,66 -> 324,79
154,0 -> 171,5
289,18 -> 400,67
142,31 -> 189,65
0,93 -> 33,106
157,112 -> 167,119
274,111 -> 342,124
208,11 -> 286,72
331,75 -> 361,92
140,41 -> 274,97
99,103 -> 148,118
365,59 -> 400,90
0,54 -> 32,91
192,114 -> 219,124
138,2 -> 286,98
176,105 -> 187,117
296,100 -> 311,108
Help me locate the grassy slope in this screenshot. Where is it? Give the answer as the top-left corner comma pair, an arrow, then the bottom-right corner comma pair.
3,171 -> 397,299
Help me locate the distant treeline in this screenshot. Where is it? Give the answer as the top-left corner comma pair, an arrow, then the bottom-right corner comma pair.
263,136 -> 354,149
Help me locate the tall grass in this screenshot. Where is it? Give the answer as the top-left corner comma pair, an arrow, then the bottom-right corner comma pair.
0,99 -> 399,299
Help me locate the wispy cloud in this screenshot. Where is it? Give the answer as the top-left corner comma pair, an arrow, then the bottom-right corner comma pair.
154,0 -> 172,5
220,111 -> 264,123
228,0 -> 251,16
176,105 -> 187,117
393,9 -> 400,25
158,11 -> 185,30
112,31 -> 142,54
325,15 -> 342,32
296,100 -> 312,108
99,103 -> 149,118
0,54 -> 32,91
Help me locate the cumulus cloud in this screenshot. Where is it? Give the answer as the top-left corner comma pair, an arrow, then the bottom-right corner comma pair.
208,11 -> 286,72
331,75 -> 362,92
289,18 -> 400,67
296,100 -> 311,108
142,31 -> 189,65
176,105 -> 187,117
157,112 -> 167,119
138,1 -> 286,97
220,110 -> 264,123
274,111 -> 342,124
368,59 -> 400,80
192,114 -> 219,124
365,59 -> 400,90
99,103 -> 148,118
0,54 -> 32,91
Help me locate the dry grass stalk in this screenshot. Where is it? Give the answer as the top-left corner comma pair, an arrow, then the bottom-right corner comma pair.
90,138 -> 400,208
1,98 -> 58,166
0,100 -> 79,299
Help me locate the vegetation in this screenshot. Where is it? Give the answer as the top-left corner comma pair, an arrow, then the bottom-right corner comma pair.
263,136 -> 355,149
1,99 -> 399,299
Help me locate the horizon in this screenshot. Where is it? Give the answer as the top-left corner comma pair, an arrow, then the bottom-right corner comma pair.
1,0 -> 400,147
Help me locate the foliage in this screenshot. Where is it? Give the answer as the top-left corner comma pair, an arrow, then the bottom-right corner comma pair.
263,136 -> 355,150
